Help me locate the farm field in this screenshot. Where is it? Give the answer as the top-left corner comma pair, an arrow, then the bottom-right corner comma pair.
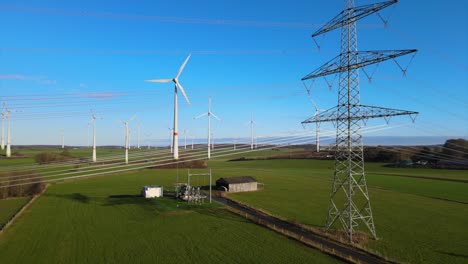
0,147 -> 467,264
0,166 -> 339,264
0,197 -> 30,228
217,158 -> 468,264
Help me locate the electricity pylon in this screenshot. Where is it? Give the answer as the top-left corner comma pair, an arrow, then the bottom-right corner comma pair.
301,0 -> 418,242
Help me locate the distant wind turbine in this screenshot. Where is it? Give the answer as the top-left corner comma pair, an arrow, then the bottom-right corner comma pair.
194,97 -> 221,159
61,128 -> 65,149
3,103 -> 19,158
89,111 -> 102,162
87,123 -> 91,148
6,109 -> 11,157
1,111 -> 5,150
249,113 -> 256,150
137,122 -> 141,149
118,115 -> 136,164
146,54 -> 192,160
145,132 -> 152,149
184,129 -> 188,150
307,96 -> 323,153
191,134 -> 194,150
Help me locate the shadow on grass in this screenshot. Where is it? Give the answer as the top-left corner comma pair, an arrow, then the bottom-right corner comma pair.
45,193 -> 90,203
436,250 -> 468,259
105,194 -> 144,206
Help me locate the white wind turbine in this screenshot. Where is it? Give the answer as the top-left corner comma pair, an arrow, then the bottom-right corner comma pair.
1,111 -> 5,150
89,112 -> 102,162
307,96 -> 323,153
61,128 -> 65,149
6,109 -> 11,157
87,123 -> 91,148
118,115 -> 136,164
249,113 -> 256,150
168,128 -> 173,153
145,132 -> 152,150
191,134 -> 194,150
3,103 -> 19,158
194,97 -> 221,159
184,129 -> 188,150
146,54 -> 192,160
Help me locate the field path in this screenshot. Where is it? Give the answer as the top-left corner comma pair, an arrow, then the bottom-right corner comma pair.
214,195 -> 395,264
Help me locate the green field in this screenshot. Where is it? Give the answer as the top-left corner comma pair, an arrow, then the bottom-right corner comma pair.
1,147 -> 467,264
217,159 -> 468,264
0,167 -> 339,264
0,197 -> 30,228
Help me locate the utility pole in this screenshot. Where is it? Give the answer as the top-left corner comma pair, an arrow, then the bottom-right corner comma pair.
301,0 -> 418,242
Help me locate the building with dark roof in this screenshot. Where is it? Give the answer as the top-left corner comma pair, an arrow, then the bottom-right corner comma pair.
216,176 -> 257,193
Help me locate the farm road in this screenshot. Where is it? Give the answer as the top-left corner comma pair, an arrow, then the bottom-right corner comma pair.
213,195 -> 395,264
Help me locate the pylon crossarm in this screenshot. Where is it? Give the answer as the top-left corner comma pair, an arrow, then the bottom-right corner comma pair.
302,104 -> 419,123
302,49 -> 417,80
312,0 -> 397,37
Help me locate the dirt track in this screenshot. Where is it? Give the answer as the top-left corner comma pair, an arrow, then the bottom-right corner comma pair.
214,195 -> 395,264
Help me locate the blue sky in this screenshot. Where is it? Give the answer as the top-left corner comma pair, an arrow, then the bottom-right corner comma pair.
0,0 -> 467,146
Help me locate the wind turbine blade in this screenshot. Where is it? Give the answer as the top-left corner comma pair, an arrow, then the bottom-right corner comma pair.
194,112 -> 208,120
211,112 -> 221,121
128,115 -> 137,122
175,81 -> 190,105
146,79 -> 173,83
176,54 -> 191,79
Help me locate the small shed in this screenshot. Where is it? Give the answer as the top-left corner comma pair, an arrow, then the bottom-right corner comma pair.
141,186 -> 163,198
216,176 -> 257,193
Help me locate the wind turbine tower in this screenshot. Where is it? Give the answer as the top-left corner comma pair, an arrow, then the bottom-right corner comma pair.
61,129 -> 65,149
146,54 -> 192,160
301,0 -> 418,242
2,103 -> 17,158
168,128 -> 173,153
304,93 -> 322,153
119,115 -> 136,164
5,109 -> 11,158
89,113 -> 101,162
194,97 -> 221,159
184,129 -> 188,149
87,123 -> 91,148
1,111 -> 5,150
249,113 -> 256,150
145,133 -> 152,150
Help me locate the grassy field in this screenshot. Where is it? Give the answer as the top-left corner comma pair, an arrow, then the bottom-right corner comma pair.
217,159 -> 468,264
1,147 -> 467,263
0,168 -> 339,264
0,197 -> 30,228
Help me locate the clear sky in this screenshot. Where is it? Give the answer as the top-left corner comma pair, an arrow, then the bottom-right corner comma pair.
0,0 -> 467,146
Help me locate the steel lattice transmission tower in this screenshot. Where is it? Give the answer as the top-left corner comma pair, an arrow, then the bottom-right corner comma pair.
302,0 -> 418,242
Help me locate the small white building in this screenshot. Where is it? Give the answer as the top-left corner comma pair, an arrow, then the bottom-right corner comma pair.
141,186 -> 163,198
